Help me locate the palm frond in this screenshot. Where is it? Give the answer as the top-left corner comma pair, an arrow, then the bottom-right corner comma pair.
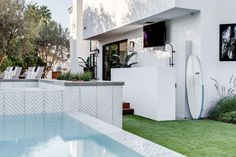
128,62 -> 138,66
125,52 -> 137,64
78,57 -> 87,64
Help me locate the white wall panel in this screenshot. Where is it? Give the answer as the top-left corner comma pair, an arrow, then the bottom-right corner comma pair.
97,86 -> 113,124
25,90 -> 44,114
63,87 -> 80,112
0,81 -> 123,127
80,86 -> 97,117
5,91 -> 24,115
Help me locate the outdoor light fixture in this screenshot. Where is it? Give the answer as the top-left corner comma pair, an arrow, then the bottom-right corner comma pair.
155,43 -> 175,67
128,41 -> 135,52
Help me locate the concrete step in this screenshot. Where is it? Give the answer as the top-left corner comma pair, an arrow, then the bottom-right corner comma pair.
123,108 -> 134,115
123,102 -> 130,108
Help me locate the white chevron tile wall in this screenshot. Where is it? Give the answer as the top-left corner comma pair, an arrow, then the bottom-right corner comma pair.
25,90 -> 44,114
63,87 -> 80,112
5,91 -> 25,115
112,86 -> 123,128
0,83 -> 123,127
97,86 -> 113,124
81,87 -> 97,117
0,91 -> 3,115
0,116 -> 3,140
45,90 -> 63,113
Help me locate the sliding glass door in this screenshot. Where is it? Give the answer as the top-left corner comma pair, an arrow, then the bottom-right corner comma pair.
102,40 -> 127,80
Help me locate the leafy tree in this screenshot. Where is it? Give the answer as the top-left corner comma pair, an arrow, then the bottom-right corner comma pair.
0,0 -> 25,66
0,1 -> 70,76
39,5 -> 52,25
36,20 -> 69,76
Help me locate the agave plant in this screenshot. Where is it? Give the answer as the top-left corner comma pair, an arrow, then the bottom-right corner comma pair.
78,56 -> 95,79
78,56 -> 94,71
112,52 -> 138,68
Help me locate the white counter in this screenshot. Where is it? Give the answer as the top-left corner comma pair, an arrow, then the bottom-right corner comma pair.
111,67 -> 176,121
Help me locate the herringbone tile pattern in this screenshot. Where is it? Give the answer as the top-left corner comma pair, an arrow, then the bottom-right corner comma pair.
97,86 -> 113,124
0,85 -> 123,127
45,90 -> 63,113
25,90 -> 44,114
63,87 -> 80,112
81,87 -> 97,117
112,86 -> 123,128
5,91 -> 24,115
0,91 -> 3,115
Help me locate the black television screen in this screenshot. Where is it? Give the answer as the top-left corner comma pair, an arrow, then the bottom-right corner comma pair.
143,22 -> 166,48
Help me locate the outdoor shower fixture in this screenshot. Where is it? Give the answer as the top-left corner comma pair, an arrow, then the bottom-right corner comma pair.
155,43 -> 175,67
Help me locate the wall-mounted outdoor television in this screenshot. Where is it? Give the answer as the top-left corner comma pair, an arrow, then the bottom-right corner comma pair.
143,22 -> 166,48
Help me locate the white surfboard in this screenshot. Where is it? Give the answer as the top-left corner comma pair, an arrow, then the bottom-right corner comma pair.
186,55 -> 204,119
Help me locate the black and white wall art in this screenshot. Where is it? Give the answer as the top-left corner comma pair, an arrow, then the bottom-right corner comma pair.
220,24 -> 236,61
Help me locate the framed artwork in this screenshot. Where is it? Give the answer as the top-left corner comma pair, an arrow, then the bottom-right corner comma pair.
220,24 -> 236,61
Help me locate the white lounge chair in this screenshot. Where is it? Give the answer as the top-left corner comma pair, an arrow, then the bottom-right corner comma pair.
35,67 -> 44,79
25,67 -> 44,79
3,67 -> 13,79
12,67 -> 22,79
25,67 -> 36,79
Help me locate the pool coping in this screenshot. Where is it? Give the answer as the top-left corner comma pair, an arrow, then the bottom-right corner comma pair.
0,79 -> 124,86
68,112 -> 185,157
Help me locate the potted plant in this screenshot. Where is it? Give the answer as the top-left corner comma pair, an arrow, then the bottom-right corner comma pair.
78,56 -> 95,77
112,52 -> 138,68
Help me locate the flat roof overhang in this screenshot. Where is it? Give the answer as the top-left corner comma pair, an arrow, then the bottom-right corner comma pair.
84,7 -> 200,40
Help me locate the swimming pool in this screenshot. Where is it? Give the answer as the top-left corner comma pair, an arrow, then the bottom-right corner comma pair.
0,80 -> 185,157
0,113 -> 185,157
0,113 -> 143,157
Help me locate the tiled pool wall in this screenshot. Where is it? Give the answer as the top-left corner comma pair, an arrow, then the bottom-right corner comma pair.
0,113 -> 99,142
0,80 -> 123,128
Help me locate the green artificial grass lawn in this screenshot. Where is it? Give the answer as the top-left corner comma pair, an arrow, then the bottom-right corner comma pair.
123,115 -> 236,157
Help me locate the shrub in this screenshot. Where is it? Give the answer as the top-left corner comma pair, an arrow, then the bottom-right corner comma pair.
79,71 -> 92,81
0,58 -> 13,72
209,97 -> 236,123
221,111 -> 236,123
57,71 -> 92,81
57,72 -> 80,81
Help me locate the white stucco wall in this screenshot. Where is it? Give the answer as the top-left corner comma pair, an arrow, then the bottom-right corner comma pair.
72,0 -> 236,118
83,0 -> 176,39
96,28 -> 169,79
169,0 -> 236,116
69,0 -> 90,73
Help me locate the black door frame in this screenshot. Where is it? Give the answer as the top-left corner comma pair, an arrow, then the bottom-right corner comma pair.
102,39 -> 128,80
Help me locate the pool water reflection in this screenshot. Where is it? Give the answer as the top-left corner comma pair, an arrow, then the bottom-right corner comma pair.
0,113 -> 143,157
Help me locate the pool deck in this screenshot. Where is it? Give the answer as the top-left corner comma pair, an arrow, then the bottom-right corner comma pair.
69,112 -> 185,157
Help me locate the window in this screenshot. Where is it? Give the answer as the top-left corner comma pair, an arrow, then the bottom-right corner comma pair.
102,40 -> 128,80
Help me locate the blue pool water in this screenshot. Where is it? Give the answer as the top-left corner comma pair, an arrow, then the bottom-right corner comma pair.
0,113 -> 143,157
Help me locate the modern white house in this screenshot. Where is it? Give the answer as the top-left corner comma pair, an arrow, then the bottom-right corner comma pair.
69,0 -> 236,120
